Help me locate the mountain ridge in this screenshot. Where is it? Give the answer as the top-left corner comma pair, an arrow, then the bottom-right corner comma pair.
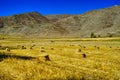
0,6 -> 120,38
54,6 -> 120,37
0,12 -> 67,38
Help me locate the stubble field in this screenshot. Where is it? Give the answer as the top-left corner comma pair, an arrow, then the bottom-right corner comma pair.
0,37 -> 120,80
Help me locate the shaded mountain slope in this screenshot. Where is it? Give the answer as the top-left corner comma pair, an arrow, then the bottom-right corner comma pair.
0,12 -> 49,27
0,18 -> 4,28
0,12 -> 66,38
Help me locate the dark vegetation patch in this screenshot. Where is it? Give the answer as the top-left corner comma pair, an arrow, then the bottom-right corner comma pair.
0,46 -> 17,50
0,52 -> 35,62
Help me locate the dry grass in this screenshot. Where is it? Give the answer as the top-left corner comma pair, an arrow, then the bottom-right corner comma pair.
0,37 -> 120,80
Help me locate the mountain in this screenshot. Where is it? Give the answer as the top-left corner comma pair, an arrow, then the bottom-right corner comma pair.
1,12 -> 49,27
0,18 -> 4,28
0,12 -> 66,38
0,6 -> 120,38
55,6 -> 120,37
45,14 -> 72,22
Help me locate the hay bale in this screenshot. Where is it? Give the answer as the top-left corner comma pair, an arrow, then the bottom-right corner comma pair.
83,46 -> 86,48
82,53 -> 86,58
41,50 -> 45,52
0,59 -> 3,62
109,46 -> 112,48
70,45 -> 74,46
78,45 -> 81,47
17,45 -> 26,49
32,45 -> 36,47
30,45 -> 36,49
30,47 -> 33,49
94,46 -> 97,48
37,55 -> 50,62
44,55 -> 50,61
51,48 -> 54,50
60,49 -> 62,50
41,47 -> 44,49
17,45 -> 21,49
51,40 -> 55,43
78,49 -> 81,52
97,47 -> 100,49
6,48 -> 10,52
21,46 -> 26,49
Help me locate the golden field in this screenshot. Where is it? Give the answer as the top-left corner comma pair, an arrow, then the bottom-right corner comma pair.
0,37 -> 120,80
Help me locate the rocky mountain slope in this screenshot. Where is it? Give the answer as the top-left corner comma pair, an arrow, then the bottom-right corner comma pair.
55,6 -> 120,37
45,14 -> 72,22
0,18 -> 4,28
0,12 -> 66,38
0,6 -> 120,38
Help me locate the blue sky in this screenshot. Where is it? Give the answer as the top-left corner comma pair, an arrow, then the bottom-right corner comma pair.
0,0 -> 120,16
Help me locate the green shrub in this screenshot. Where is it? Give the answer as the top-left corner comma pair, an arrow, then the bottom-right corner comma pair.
107,33 -> 113,38
90,32 -> 96,38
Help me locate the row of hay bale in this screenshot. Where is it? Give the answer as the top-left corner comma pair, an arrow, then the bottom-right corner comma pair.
70,44 -> 120,49
17,45 -> 37,50
76,49 -> 86,58
40,46 -> 87,58
17,45 -> 26,49
4,45 -> 36,52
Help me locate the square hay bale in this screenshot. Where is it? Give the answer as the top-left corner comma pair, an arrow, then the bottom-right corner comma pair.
37,54 -> 50,62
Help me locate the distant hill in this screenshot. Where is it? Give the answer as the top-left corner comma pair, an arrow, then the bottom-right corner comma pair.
55,6 -> 120,37
0,12 -> 66,38
0,6 -> 120,38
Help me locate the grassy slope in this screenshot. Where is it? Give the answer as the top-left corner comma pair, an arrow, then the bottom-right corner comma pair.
0,37 -> 120,80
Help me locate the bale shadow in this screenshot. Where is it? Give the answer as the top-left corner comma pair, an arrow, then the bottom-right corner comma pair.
0,52 -> 36,62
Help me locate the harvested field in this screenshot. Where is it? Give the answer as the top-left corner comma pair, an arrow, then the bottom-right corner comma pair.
0,37 -> 120,80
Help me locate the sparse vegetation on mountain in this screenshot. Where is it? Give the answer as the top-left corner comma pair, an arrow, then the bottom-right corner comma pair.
107,33 -> 113,37
90,32 -> 96,38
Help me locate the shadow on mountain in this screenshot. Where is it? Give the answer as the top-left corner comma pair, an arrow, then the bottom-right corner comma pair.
0,52 -> 35,62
